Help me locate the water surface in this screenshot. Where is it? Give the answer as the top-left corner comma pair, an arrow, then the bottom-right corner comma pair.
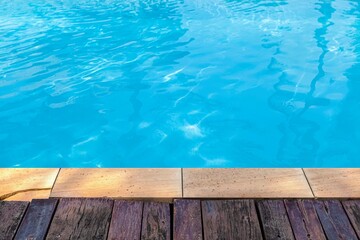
1,0 -> 360,167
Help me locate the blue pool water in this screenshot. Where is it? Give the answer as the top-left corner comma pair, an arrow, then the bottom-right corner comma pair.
1,0 -> 360,167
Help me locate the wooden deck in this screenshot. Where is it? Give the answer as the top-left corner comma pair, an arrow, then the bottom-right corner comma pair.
1,198 -> 360,239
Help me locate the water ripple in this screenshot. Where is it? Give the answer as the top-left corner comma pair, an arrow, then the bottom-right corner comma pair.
1,0 -> 360,167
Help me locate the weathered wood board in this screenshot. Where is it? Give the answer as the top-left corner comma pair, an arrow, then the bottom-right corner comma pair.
202,200 -> 262,240
15,199 -> 58,240
0,201 -> 28,239
141,201 -> 171,240
108,200 -> 143,240
46,198 -> 113,240
314,200 -> 357,240
284,199 -> 326,240
342,200 -> 360,239
173,199 -> 202,240
257,200 -> 294,240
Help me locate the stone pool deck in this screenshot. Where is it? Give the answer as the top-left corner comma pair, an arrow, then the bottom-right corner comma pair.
1,168 -> 360,201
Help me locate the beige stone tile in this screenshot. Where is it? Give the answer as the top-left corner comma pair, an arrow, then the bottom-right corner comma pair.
183,168 -> 313,198
0,168 -> 59,200
4,189 -> 51,201
51,168 -> 182,198
304,168 -> 360,197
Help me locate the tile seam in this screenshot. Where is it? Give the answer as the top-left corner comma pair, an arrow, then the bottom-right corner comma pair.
50,168 -> 61,197
301,168 -> 316,198
181,168 -> 184,198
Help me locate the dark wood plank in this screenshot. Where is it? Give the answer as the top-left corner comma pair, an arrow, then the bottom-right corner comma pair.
14,199 -> 58,240
284,200 -> 326,240
173,199 -> 202,240
202,200 -> 262,240
46,198 -> 113,240
108,200 -> 143,240
0,201 -> 28,239
314,200 -> 357,240
141,201 -> 170,240
342,200 -> 360,238
257,200 -> 294,240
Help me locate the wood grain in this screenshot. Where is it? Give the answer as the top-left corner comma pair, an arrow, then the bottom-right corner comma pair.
202,200 -> 262,240
108,200 -> 143,240
15,199 -> 58,240
284,200 -> 326,240
342,200 -> 360,238
173,199 -> 202,240
314,200 -> 357,240
0,201 -> 28,239
46,198 -> 113,240
141,201 -> 171,240
257,200 -> 294,240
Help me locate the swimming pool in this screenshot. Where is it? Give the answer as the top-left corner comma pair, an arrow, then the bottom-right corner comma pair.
1,0 -> 359,167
